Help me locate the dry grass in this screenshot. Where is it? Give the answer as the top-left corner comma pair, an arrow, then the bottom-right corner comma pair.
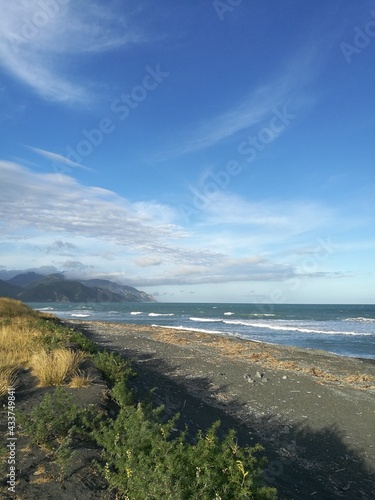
30,349 -> 87,386
342,373 -> 374,384
0,320 -> 40,366
0,314 -> 42,392
30,464 -> 52,484
69,369 -> 93,388
0,368 -> 18,397
0,298 -> 39,318
0,298 -> 89,390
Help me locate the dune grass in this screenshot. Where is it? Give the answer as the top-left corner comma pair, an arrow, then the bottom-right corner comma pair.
30,349 -> 87,386
69,369 -> 93,388
0,298 -> 90,392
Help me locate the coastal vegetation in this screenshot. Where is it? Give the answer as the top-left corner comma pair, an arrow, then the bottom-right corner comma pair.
0,298 -> 277,498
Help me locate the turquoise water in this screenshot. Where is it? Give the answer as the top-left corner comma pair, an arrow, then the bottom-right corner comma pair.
30,303 -> 375,360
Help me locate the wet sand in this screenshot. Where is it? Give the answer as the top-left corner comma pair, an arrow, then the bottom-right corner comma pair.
66,320 -> 375,499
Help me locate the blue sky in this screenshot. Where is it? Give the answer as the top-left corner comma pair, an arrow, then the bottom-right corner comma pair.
0,0 -> 374,303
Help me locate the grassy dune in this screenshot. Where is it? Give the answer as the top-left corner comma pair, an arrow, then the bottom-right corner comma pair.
0,298 -> 89,395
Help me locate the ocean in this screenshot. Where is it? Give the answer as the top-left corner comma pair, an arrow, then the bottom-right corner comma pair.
30,302 -> 375,360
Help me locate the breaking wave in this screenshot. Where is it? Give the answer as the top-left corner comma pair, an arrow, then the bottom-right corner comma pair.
148,313 -> 174,317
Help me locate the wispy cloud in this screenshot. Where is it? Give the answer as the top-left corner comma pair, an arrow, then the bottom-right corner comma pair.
27,146 -> 93,171
0,1 -> 145,103
157,46 -> 320,160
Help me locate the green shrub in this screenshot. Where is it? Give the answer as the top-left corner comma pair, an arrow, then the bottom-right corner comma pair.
67,330 -> 98,353
93,403 -> 277,499
93,351 -> 135,383
38,319 -> 71,350
17,388 -> 81,446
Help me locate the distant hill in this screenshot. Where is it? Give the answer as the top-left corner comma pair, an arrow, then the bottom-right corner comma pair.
79,279 -> 156,303
0,279 -> 22,299
0,272 -> 156,303
7,272 -> 45,287
17,280 -> 125,303
21,273 -> 65,290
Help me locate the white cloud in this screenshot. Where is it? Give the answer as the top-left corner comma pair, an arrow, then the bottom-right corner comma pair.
0,1 -> 145,103
47,239 -> 77,255
0,160 -> 349,288
134,256 -> 163,267
0,160 -> 183,249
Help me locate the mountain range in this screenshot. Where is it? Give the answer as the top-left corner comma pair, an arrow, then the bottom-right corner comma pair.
0,272 -> 156,303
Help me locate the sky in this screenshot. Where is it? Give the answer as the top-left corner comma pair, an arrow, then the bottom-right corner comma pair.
0,0 -> 374,304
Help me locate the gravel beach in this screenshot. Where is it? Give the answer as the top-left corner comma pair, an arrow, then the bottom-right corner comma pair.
64,320 -> 375,499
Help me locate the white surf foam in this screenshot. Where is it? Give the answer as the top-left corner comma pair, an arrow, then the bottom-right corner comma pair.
148,313 -> 174,317
152,324 -> 225,335
189,317 -> 222,323
223,319 -> 371,336
345,317 -> 375,323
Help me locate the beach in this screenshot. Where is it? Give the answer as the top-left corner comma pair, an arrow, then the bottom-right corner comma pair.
65,320 -> 375,499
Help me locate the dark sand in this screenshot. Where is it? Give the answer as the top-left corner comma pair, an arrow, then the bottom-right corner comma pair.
64,320 -> 375,499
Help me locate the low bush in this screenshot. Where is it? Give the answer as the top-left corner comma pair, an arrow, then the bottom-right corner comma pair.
17,388 -> 81,446
94,404 -> 276,499
92,351 -> 277,499
93,350 -> 135,384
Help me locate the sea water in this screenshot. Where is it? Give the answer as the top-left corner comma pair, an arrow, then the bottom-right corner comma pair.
30,302 -> 375,360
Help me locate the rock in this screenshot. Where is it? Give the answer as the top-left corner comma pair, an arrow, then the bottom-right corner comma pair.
244,374 -> 255,383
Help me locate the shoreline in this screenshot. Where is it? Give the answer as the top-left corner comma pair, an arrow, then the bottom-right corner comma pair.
148,321 -> 375,364
65,319 -> 375,499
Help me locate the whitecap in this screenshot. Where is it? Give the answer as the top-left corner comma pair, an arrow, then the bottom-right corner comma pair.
345,317 -> 375,323
224,312 -> 234,316
130,311 -> 143,315
148,313 -> 174,317
251,313 -> 275,317
71,313 -> 90,318
189,317 -> 222,323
